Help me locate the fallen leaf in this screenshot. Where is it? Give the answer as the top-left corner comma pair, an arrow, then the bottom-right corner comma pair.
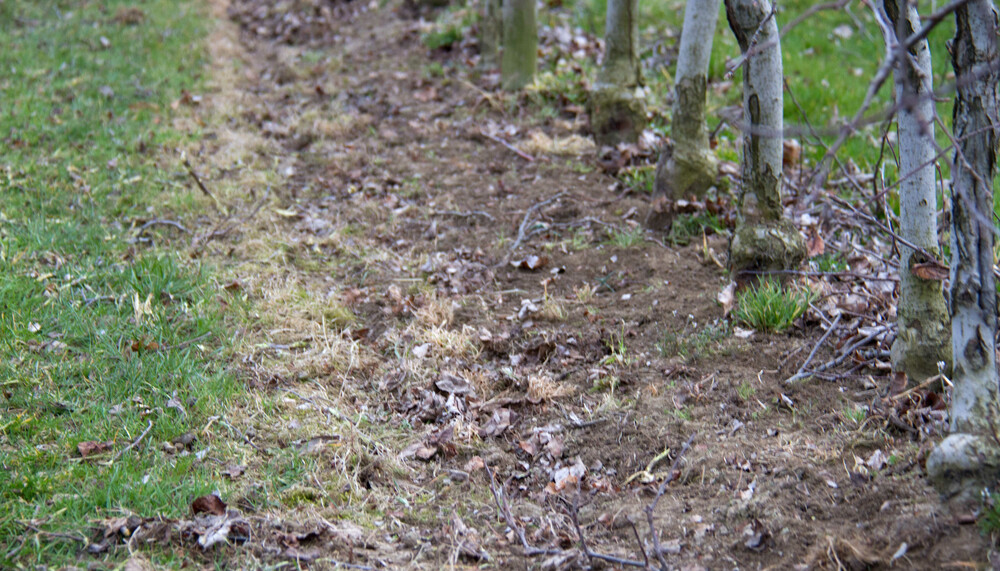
464,456 -> 485,472
511,255 -> 549,271
78,440 -> 112,457
222,465 -> 246,480
717,281 -> 736,315
191,494 -> 227,516
806,226 -> 825,258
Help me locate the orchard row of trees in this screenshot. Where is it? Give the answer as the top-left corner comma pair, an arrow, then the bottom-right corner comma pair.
477,0 -> 1000,503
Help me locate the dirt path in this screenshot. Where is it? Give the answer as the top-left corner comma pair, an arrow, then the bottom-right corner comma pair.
179,0 -> 989,568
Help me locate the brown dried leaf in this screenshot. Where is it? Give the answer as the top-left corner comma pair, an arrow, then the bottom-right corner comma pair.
78,440 -> 112,457
191,494 -> 227,516
806,226 -> 825,258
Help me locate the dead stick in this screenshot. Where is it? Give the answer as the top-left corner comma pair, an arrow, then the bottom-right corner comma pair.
507,192 -> 567,259
784,314 -> 843,384
483,463 -> 561,557
563,490 -> 646,568
182,157 -> 216,200
645,433 -> 696,570
890,374 -> 944,401
104,420 -> 153,466
480,130 -> 535,162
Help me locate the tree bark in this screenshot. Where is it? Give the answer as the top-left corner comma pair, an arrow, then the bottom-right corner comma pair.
648,0 -> 721,231
501,0 -> 536,91
926,0 -> 1000,504
725,0 -> 805,277
480,0 -> 502,69
589,0 -> 646,146
882,0 -> 952,382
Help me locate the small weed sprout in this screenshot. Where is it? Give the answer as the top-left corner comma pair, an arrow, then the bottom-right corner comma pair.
602,324 -> 631,366
843,405 -> 867,425
573,283 -> 597,303
606,226 -> 645,248
658,318 -> 731,360
737,380 -> 757,401
733,280 -> 814,333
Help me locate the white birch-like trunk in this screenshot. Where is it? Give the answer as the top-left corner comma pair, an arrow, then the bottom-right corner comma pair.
589,0 -> 646,146
597,0 -> 640,88
725,0 -> 804,276
480,0 -> 502,68
882,0 -> 952,381
648,0 -> 722,230
926,0 -> 1000,504
501,0 -> 536,91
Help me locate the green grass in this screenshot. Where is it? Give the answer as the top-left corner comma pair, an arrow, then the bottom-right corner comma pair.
658,318 -> 732,360
0,0 -> 238,566
606,225 -> 646,248
733,280 -> 813,333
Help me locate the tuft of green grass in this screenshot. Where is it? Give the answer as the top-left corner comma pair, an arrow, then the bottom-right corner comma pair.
667,211 -> 728,246
658,319 -> 731,360
737,380 -> 757,401
0,0 -> 240,566
733,280 -> 813,333
606,226 -> 646,249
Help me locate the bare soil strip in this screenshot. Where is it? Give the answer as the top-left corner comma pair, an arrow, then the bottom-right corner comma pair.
167,0 -> 988,567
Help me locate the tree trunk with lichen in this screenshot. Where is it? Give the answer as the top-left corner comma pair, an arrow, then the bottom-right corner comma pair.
589,0 -> 646,146
647,0 -> 722,231
501,0 -> 536,90
926,0 -> 1000,505
724,0 -> 805,278
480,0 -> 502,68
881,0 -> 952,382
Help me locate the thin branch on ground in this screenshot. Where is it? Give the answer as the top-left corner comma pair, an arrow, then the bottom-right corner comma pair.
505,192 -> 567,262
483,463 -> 563,557
560,488 -> 646,568
182,156 -> 220,208
645,433 -> 696,570
788,326 -> 889,383
136,219 -> 190,234
480,130 -> 535,162
784,314 -> 843,383
432,209 -> 497,221
104,420 -> 154,466
17,522 -> 87,545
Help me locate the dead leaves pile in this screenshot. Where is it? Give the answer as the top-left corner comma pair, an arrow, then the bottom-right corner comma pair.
228,0 -> 362,45
91,494 -> 369,563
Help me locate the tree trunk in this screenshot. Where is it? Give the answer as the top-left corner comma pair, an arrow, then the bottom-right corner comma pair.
589,0 -> 646,146
882,0 -> 952,382
648,0 -> 721,231
926,0 -> 1000,504
501,0 -> 536,91
725,0 -> 805,277
480,0 -> 502,69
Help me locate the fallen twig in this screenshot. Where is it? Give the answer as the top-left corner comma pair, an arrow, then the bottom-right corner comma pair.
645,433 -> 696,570
789,326 -> 889,383
562,489 -> 646,568
104,420 -> 154,466
136,219 -> 190,234
432,209 -> 497,221
166,332 -> 211,351
483,463 -> 562,557
785,314 -> 843,384
182,156 -> 217,201
505,192 -> 566,261
890,374 -> 944,401
480,130 -> 535,162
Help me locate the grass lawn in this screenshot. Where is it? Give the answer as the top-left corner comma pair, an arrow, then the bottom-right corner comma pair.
0,0 -> 241,566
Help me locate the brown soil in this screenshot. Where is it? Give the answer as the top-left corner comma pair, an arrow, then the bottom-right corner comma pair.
165,0 -> 992,568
